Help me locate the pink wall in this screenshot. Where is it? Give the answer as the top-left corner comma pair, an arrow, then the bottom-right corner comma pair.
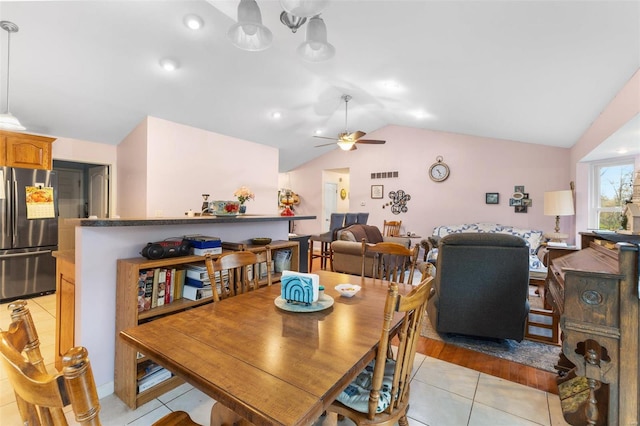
289,125 -> 571,241
118,116 -> 280,218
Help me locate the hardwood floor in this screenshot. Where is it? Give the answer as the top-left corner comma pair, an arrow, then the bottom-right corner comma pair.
309,253 -> 560,395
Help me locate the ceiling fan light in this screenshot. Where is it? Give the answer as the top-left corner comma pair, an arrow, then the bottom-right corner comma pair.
337,140 -> 355,151
228,0 -> 272,51
280,0 -> 328,18
0,112 -> 25,131
297,16 -> 334,62
280,11 -> 306,33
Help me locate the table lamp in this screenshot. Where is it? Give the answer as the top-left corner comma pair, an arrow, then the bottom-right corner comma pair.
544,190 -> 575,241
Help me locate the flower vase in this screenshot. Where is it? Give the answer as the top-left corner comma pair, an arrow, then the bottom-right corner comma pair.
239,204 -> 247,214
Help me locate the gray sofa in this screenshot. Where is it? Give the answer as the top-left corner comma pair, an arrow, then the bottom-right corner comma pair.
331,224 -> 411,276
426,232 -> 530,341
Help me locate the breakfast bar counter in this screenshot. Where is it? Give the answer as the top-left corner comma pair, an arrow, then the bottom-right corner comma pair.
66,214 -> 315,397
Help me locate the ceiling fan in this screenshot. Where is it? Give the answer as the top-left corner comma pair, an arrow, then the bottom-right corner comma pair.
314,94 -> 386,151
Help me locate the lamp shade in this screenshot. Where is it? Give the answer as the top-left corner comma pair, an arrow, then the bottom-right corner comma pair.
280,0 -> 328,18
544,190 -> 575,216
337,140 -> 355,151
297,16 -> 335,62
228,0 -> 272,52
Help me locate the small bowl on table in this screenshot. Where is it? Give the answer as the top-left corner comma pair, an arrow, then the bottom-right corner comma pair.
335,284 -> 361,298
251,237 -> 272,245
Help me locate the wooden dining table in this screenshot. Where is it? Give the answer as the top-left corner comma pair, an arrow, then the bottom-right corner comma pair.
119,270 -> 413,426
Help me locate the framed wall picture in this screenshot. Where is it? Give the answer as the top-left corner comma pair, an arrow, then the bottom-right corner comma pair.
371,184 -> 384,199
485,193 -> 499,204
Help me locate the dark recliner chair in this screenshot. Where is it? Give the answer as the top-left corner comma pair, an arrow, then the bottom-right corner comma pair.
426,233 -> 530,341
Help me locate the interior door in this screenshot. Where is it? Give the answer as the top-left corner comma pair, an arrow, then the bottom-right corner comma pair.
88,165 -> 109,218
323,182 -> 337,232
57,169 -> 83,218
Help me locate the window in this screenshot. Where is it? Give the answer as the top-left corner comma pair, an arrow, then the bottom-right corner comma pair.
590,159 -> 635,230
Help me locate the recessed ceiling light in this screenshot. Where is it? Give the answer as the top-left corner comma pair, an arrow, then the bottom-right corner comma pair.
379,80 -> 403,91
184,14 -> 204,30
271,111 -> 282,119
411,110 -> 433,120
314,129 -> 323,135
159,58 -> 179,71
616,148 -> 628,154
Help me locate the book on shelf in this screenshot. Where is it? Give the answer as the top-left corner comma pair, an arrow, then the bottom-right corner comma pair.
173,268 -> 185,301
137,359 -> 164,380
185,264 -> 209,281
137,271 -> 146,313
185,276 -> 210,288
156,268 -> 167,307
151,268 -> 160,309
142,269 -> 154,311
182,284 -> 214,301
137,367 -> 172,393
164,268 -> 173,305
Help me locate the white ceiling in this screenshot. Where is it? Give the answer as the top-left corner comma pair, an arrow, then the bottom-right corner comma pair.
0,1 -> 638,172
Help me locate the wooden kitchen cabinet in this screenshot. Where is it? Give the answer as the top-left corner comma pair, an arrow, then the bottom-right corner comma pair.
0,129 -> 56,170
53,250 -> 75,370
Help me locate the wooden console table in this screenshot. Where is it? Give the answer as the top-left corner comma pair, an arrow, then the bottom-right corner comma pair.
545,239 -> 639,425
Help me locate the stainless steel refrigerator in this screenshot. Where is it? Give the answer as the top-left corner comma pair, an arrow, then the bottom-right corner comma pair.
0,167 -> 58,302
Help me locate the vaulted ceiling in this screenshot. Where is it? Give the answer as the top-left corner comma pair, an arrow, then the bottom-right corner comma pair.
0,1 -> 638,171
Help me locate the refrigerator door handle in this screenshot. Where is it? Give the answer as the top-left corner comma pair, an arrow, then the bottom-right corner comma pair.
0,250 -> 53,259
13,180 -> 17,247
4,180 -> 9,237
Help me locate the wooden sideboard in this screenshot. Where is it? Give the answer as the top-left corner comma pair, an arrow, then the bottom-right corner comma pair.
545,239 -> 639,426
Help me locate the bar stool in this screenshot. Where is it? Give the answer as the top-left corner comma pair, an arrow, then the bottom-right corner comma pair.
344,213 -> 358,227
309,213 -> 345,271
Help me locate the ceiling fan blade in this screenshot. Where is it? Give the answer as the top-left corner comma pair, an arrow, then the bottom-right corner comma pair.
314,142 -> 338,147
351,130 -> 366,140
350,144 -> 358,151
355,139 -> 386,144
313,135 -> 339,141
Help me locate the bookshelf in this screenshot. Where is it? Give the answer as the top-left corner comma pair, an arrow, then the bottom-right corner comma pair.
114,254 -> 221,409
114,241 -> 300,409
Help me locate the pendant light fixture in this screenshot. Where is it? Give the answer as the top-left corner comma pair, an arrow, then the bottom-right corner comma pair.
0,21 -> 25,131
228,0 -> 273,52
297,15 -> 335,62
279,11 -> 306,33
280,0 -> 328,18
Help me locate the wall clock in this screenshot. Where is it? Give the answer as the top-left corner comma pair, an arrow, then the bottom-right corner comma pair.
429,156 -> 450,182
340,188 -> 347,200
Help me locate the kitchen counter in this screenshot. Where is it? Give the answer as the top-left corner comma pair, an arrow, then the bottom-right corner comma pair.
70,214 -> 315,227
67,213 -> 315,397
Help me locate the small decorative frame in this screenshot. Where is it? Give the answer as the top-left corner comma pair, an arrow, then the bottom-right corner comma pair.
371,184 -> 384,199
515,205 -> 528,213
485,193 -> 499,204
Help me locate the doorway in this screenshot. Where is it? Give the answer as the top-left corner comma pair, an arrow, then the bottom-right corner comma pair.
53,160 -> 110,218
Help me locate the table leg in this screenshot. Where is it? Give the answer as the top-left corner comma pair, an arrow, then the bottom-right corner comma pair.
210,402 -> 255,426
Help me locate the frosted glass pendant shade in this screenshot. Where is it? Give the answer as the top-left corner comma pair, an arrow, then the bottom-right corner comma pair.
337,140 -> 355,151
228,0 -> 273,51
0,112 -> 25,131
297,16 -> 334,62
280,0 -> 328,18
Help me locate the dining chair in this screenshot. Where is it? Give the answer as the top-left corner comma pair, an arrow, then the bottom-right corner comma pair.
382,220 -> 402,237
1,300 -> 200,426
329,276 -> 434,425
361,240 -> 420,284
205,249 -> 272,300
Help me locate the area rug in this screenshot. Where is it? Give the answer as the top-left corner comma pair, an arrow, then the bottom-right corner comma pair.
421,298 -> 561,373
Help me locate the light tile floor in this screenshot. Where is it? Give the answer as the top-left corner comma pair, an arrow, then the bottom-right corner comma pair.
1,295 -> 571,425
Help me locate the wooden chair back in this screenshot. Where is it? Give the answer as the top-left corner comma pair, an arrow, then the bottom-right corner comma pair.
1,300 -> 102,425
205,249 -> 272,300
1,300 -> 201,426
382,220 -> 402,237
329,277 -> 434,423
361,240 -> 419,284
